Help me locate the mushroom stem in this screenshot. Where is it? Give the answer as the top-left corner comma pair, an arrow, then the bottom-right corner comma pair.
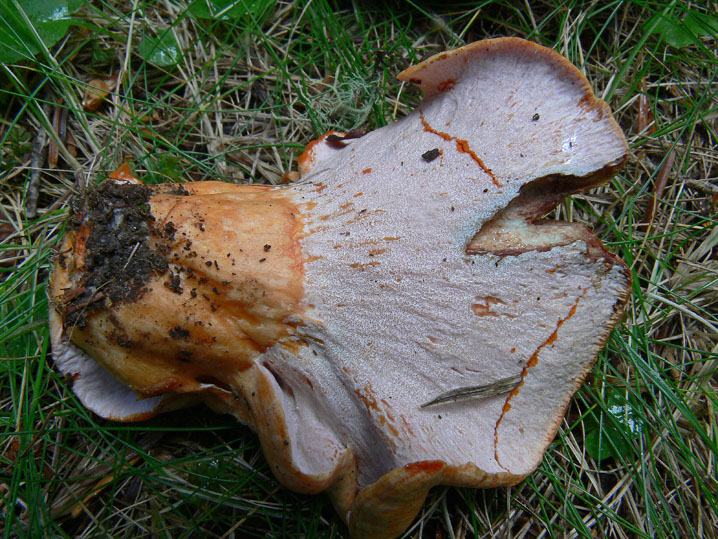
51,180 -> 305,407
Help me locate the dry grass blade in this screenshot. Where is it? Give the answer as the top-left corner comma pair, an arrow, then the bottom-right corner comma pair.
637,76 -> 656,136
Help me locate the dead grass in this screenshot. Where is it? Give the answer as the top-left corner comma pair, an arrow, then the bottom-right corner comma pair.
1,1 -> 716,537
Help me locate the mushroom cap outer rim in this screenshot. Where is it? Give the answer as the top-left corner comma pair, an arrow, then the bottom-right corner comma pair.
297,129 -> 346,177
489,244 -> 631,476
399,37 -> 591,98
348,460 -> 524,539
231,361 -> 357,495
342,246 -> 632,538
397,36 -> 628,184
524,254 -> 632,461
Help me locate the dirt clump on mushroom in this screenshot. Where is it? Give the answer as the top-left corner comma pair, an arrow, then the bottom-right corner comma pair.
59,181 -> 188,329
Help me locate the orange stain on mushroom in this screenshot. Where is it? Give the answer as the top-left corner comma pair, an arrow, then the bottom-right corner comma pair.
419,108 -> 501,187
577,94 -> 607,120
404,461 -> 444,475
472,295 -> 508,317
355,382 -> 400,444
493,289 -> 589,467
297,137 -> 322,174
437,79 -> 456,92
349,261 -> 380,270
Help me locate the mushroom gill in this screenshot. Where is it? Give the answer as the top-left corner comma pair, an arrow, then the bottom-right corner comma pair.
49,37 -> 630,538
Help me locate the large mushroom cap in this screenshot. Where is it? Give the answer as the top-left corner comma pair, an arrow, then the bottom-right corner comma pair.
49,37 -> 630,538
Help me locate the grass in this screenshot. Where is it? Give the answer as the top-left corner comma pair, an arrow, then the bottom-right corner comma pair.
1,0 -> 716,537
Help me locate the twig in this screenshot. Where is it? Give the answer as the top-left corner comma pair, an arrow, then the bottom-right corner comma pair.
26,129 -> 47,219
685,180 -> 718,197
121,241 -> 141,271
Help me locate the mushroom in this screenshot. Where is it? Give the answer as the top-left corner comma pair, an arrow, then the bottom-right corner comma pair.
49,38 -> 630,538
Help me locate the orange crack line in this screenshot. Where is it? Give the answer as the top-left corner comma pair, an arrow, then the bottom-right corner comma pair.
419,107 -> 501,188
492,288 -> 589,469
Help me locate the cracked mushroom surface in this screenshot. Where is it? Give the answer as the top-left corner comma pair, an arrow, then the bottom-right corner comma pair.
49,38 -> 631,538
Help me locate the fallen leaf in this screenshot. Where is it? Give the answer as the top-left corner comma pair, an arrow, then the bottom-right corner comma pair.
48,99 -> 67,169
108,161 -> 141,184
82,74 -> 118,112
643,149 -> 676,224
66,130 -> 77,157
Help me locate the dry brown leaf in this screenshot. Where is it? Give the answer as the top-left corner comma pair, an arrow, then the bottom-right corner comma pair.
643,149 -> 676,224
638,77 -> 655,135
669,84 -> 689,106
66,130 -> 77,157
82,74 -> 119,112
48,100 -> 67,169
281,170 -> 300,183
108,161 -> 141,183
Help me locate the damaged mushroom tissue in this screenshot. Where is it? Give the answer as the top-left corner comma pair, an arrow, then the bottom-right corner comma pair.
49,38 -> 630,538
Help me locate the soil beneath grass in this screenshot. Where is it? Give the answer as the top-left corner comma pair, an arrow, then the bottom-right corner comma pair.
60,180 -> 187,328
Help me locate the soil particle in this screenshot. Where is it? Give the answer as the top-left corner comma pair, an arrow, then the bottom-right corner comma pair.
421,148 -> 440,162
114,333 -> 135,348
164,272 -> 183,294
60,180 -> 179,328
162,221 -> 177,241
169,326 -> 190,339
